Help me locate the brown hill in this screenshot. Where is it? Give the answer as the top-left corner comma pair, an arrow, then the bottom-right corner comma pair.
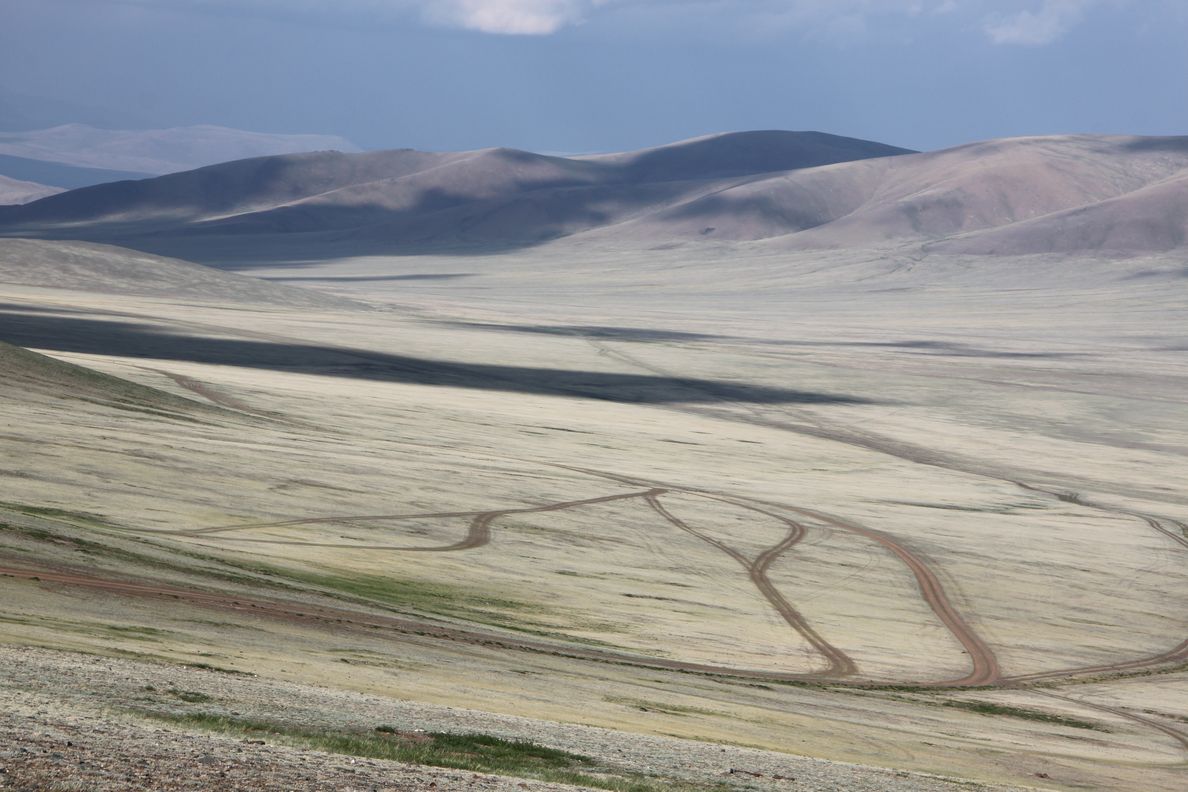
930,168 -> 1188,255
3,132 -> 1185,257
587,135 -> 1188,252
0,132 -> 909,254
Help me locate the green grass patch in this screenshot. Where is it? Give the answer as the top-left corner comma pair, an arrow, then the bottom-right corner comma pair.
169,688 -> 214,703
99,624 -> 171,641
0,517 -> 298,593
0,612 -> 173,643
940,699 -> 1106,731
149,712 -> 729,791
184,661 -> 254,676
254,565 -> 570,634
0,502 -> 108,525
0,340 -> 220,422
295,569 -> 530,615
604,696 -> 724,717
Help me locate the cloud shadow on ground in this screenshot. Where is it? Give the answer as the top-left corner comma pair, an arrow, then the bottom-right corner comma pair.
0,310 -> 872,406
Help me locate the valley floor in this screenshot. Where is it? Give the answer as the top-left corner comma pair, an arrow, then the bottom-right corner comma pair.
1,239 -> 1186,790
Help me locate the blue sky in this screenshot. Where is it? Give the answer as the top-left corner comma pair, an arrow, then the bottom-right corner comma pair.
2,0 -> 1186,152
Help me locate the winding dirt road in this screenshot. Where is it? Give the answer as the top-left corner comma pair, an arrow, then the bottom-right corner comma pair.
180,490 -> 660,551
578,337 -> 1187,689
644,491 -> 857,678
554,464 -> 1001,687
778,504 -> 1000,687
94,473 -> 996,685
116,485 -> 858,676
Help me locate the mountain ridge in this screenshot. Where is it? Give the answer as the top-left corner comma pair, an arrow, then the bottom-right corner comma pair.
2,131 -> 1186,259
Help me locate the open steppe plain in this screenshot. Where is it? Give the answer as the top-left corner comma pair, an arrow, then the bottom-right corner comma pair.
0,237 -> 1186,790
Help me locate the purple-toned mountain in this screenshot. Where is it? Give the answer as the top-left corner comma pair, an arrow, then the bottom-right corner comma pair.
4,131 -> 1186,258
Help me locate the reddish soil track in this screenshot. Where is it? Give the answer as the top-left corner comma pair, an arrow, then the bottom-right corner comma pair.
1002,637 -> 1188,685
554,464 -> 1000,687
124,485 -> 863,676
1144,517 -> 1188,551
645,492 -> 857,678
776,504 -> 1001,687
145,368 -> 259,414
1032,690 -> 1188,754
1013,481 -> 1188,551
185,490 -> 660,551
21,456 -> 1185,688
0,563 -> 887,684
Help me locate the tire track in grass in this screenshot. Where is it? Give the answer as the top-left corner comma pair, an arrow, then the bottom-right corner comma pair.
1031,689 -> 1188,755
644,492 -> 857,678
556,463 -> 998,686
190,490 -> 660,551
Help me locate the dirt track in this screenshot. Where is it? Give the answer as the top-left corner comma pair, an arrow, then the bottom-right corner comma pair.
0,562 -> 888,685
1032,689 -> 1188,753
644,491 -> 857,678
183,490 -> 660,551
115,460 -> 1188,690
579,337 -> 1187,688
120,478 -> 978,683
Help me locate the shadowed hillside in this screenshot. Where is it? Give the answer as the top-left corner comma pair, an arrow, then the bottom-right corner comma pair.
0,124 -> 360,175
0,339 -> 215,418
0,131 -> 910,258
3,132 -> 1187,258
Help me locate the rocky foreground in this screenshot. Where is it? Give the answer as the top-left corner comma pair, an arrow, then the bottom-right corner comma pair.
0,645 -> 1033,792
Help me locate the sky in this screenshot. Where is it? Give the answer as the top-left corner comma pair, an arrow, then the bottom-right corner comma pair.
1,0 -> 1186,153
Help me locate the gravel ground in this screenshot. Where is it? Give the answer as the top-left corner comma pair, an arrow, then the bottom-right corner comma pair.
0,645 -> 1036,792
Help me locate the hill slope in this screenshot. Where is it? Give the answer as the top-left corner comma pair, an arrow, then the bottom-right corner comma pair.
0,124 -> 360,175
0,153 -> 150,189
3,132 -> 1186,257
0,238 -> 353,307
0,174 -> 62,205
584,135 -> 1188,252
0,131 -> 910,254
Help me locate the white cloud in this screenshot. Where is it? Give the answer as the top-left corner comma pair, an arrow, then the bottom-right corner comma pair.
100,0 -> 1123,40
715,0 -> 970,40
102,0 -> 603,35
983,0 -> 1095,45
420,0 -> 600,35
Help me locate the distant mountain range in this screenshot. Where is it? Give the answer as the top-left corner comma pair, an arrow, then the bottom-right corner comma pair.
2,130 -> 1185,258
0,124 -> 360,192
0,174 -> 62,205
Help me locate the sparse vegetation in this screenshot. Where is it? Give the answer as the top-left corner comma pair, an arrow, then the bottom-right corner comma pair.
0,514 -> 305,593
148,712 -> 730,791
939,699 -> 1106,731
184,661 -> 254,676
254,565 -> 560,632
604,696 -> 724,717
169,688 -> 213,703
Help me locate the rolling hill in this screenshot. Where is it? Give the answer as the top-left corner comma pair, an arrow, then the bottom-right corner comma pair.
2,131 -> 1186,258
0,131 -> 910,255
0,153 -> 149,190
0,174 -> 61,205
0,123 -> 360,175
0,238 -> 353,307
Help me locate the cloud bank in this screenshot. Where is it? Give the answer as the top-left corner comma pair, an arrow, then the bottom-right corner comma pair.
118,0 -> 1114,41
421,0 -> 601,35
983,0 -> 1097,45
